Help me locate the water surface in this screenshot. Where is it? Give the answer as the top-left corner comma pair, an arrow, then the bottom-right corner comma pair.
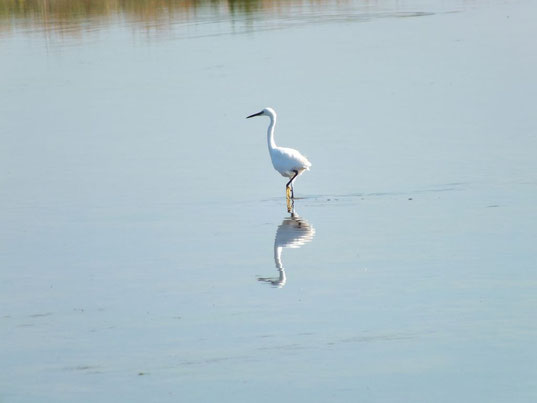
1,0 -> 536,402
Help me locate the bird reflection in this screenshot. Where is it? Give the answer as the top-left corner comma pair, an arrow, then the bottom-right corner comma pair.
258,207 -> 315,288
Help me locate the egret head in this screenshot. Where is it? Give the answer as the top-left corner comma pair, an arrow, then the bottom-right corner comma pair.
246,107 -> 276,119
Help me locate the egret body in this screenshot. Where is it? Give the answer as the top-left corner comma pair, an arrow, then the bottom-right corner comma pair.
246,107 -> 311,199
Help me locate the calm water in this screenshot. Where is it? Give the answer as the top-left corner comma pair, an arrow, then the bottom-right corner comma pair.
1,0 -> 536,402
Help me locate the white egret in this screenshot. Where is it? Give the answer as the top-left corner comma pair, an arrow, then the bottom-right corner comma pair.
246,107 -> 311,199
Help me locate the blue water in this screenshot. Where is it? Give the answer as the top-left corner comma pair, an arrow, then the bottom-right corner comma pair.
1,0 -> 536,401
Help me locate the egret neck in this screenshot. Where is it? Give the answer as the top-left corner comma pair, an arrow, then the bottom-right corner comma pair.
267,112 -> 277,151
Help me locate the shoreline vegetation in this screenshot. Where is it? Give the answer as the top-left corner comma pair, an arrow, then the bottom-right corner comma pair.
0,0 -> 343,35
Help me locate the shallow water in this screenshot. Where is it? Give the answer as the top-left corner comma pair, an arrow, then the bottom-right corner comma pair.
1,0 -> 536,402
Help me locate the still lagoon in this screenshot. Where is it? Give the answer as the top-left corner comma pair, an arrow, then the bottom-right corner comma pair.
1,0 -> 536,401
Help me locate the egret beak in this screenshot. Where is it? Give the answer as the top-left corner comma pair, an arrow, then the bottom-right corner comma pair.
246,111 -> 264,119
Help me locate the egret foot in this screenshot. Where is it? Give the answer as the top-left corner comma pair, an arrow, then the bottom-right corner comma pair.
285,170 -> 299,200
286,196 -> 294,213
286,186 -> 291,199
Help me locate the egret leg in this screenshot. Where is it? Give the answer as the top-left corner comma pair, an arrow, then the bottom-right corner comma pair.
286,196 -> 294,213
285,170 -> 299,199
